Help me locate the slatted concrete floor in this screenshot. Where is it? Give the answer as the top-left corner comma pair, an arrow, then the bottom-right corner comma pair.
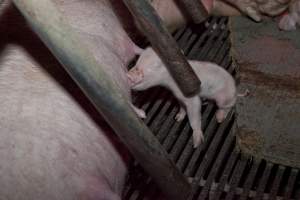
124,17 -> 300,200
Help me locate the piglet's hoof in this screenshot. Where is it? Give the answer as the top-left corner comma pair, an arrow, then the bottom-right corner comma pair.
193,130 -> 204,148
216,109 -> 226,123
175,111 -> 186,122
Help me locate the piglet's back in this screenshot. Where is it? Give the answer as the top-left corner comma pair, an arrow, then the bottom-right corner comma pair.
189,60 -> 235,91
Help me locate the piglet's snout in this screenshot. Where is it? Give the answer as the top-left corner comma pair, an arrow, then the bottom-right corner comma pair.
127,67 -> 144,86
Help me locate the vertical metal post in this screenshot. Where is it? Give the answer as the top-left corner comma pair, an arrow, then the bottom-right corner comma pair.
123,0 -> 201,97
179,0 -> 209,23
12,0 -> 191,199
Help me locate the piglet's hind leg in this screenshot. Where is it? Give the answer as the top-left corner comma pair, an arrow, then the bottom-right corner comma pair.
216,106 -> 232,123
184,96 -> 203,148
216,109 -> 225,123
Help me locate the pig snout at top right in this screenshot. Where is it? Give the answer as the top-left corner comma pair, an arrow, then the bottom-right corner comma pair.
128,47 -> 237,148
278,0 -> 300,30
151,0 -> 291,34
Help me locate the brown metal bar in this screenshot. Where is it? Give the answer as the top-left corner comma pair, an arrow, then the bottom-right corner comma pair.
123,0 -> 201,97
254,163 -> 273,200
178,0 -> 209,24
283,169 -> 299,200
225,155 -> 248,200
240,159 -> 260,200
268,166 -> 285,199
12,1 -> 191,199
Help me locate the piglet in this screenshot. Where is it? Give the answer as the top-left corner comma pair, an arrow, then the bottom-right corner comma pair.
278,0 -> 300,30
127,47 -> 237,148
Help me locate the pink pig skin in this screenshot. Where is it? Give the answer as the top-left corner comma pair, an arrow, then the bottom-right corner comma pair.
128,47 -> 237,148
279,0 -> 300,30
0,0 -> 146,199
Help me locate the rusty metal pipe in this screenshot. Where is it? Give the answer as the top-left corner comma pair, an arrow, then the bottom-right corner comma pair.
12,0 -> 191,199
179,0 -> 209,23
123,0 -> 201,97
